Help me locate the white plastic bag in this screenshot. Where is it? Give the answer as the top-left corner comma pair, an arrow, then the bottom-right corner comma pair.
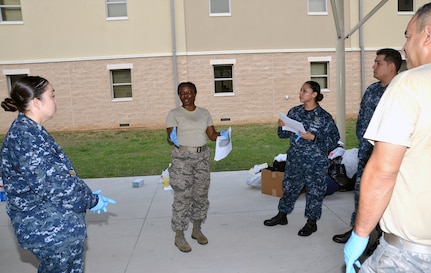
341,148 -> 358,179
328,147 -> 345,160
246,170 -> 262,188
246,162 -> 268,188
160,164 -> 172,190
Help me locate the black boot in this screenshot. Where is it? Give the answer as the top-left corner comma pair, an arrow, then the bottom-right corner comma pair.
263,212 -> 288,226
332,228 -> 353,244
298,219 -> 317,236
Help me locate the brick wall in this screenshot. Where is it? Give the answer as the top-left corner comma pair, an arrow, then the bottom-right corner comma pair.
0,51 -> 368,134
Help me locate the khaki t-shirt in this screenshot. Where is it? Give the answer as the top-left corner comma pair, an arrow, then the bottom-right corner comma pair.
166,106 -> 213,147
364,64 -> 431,245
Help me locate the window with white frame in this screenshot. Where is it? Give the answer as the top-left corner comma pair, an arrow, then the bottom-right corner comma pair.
3,69 -> 28,94
308,0 -> 327,15
209,0 -> 231,16
398,0 -> 414,13
106,0 -> 127,19
7,74 -> 26,93
308,57 -> 330,90
0,0 -> 23,22
211,59 -> 235,94
108,64 -> 133,100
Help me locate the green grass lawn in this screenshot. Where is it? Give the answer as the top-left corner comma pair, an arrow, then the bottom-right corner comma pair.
0,120 -> 358,178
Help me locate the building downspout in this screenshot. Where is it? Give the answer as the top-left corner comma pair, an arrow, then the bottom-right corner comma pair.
359,0 -> 365,96
170,0 -> 179,106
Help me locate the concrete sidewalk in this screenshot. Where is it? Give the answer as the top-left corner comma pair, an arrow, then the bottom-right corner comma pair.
0,170 -> 357,273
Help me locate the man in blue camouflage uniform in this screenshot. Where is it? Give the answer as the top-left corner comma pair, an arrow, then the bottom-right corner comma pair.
1,76 -> 115,273
264,81 -> 339,237
332,48 -> 402,246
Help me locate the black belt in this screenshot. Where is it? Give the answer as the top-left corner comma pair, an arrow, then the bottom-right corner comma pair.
384,233 -> 431,254
178,145 -> 207,153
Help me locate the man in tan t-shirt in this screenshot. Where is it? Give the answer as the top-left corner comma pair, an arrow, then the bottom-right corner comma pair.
344,3 -> 431,273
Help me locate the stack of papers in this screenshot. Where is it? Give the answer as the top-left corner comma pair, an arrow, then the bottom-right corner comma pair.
279,112 -> 305,133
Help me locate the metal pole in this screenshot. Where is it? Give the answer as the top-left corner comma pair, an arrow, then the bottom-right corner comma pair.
330,0 -> 388,143
170,0 -> 179,106
360,0 -> 365,96
345,0 -> 389,39
333,0 -> 346,143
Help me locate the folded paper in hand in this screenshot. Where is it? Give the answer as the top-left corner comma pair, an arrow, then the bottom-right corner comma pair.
279,112 -> 305,133
214,127 -> 232,161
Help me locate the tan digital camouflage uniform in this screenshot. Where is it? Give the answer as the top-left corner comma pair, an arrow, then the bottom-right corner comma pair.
169,147 -> 210,231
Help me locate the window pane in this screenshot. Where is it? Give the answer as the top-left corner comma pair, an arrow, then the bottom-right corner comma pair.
7,74 -> 26,94
310,62 -> 327,75
398,0 -> 413,12
210,0 -> 230,14
1,7 -> 22,21
112,69 -> 131,84
213,64 -> 233,93
311,77 -> 327,89
215,80 -> 233,93
308,0 -> 326,13
1,0 -> 21,5
9,74 -> 25,86
111,69 -> 132,98
214,66 -> 232,78
310,62 -> 328,89
113,85 -> 132,98
107,4 -> 127,17
0,0 -> 22,21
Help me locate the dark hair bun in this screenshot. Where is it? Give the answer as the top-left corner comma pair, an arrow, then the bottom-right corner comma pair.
1,98 -> 18,112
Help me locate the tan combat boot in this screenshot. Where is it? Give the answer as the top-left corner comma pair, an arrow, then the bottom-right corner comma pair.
191,221 -> 208,245
175,230 -> 191,252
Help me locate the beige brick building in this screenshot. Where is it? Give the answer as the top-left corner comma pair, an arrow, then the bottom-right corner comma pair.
0,0 -> 421,138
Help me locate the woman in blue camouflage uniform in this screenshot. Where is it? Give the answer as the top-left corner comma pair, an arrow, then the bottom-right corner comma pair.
0,76 -> 115,273
264,81 -> 339,236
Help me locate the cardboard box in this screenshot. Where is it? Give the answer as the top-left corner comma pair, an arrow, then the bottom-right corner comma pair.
261,169 -> 284,197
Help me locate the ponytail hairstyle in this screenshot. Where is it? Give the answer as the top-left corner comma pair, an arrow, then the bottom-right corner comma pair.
305,80 -> 324,102
1,76 -> 49,112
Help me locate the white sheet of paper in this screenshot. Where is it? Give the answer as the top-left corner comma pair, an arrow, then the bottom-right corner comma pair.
279,112 -> 305,133
214,127 -> 232,161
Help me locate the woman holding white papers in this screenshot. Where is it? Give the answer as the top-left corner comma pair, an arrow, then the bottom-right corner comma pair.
264,81 -> 340,237
166,82 -> 229,253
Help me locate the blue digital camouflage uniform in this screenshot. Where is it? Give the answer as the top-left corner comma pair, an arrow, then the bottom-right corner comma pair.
350,81 -> 387,226
278,104 -> 339,220
1,113 -> 98,273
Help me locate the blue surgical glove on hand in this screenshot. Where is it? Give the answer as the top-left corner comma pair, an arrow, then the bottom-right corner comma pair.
344,231 -> 369,273
91,190 -> 117,214
170,127 -> 179,147
220,130 -> 229,139
295,131 -> 301,142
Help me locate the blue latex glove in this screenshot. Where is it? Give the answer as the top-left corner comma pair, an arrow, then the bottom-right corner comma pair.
295,131 -> 301,142
170,127 -> 179,147
344,231 -> 369,273
220,130 -> 229,139
91,190 -> 117,214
